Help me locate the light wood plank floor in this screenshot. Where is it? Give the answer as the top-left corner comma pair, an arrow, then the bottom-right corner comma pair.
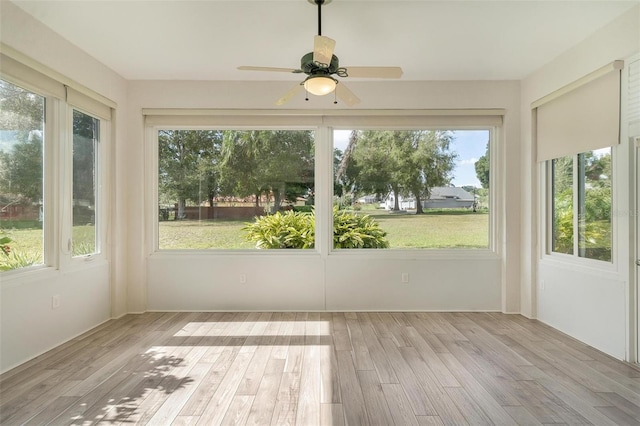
2,312 -> 640,425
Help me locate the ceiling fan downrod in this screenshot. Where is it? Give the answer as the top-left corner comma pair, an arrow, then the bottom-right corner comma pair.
315,0 -> 324,36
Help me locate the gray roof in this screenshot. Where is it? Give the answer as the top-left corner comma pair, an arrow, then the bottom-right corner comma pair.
428,187 -> 475,201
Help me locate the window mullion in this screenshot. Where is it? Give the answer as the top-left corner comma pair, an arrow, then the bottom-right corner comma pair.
573,155 -> 580,257
577,153 -> 586,258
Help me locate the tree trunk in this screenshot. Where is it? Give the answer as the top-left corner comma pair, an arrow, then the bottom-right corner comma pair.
254,192 -> 260,208
272,188 -> 282,213
177,199 -> 186,220
415,195 -> 424,214
392,186 -> 400,211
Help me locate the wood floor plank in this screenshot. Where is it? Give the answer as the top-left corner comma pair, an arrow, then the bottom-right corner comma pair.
381,383 -> 420,426
357,369 -> 395,426
502,405 -> 544,426
296,313 -> 322,425
171,415 -> 200,425
438,352 -> 519,425
336,349 -> 369,425
194,350 -> 254,425
436,332 -> 523,407
521,365 -> 618,425
145,361 -> 213,426
596,391 -> 640,421
346,317 -> 375,371
416,415 -> 446,425
379,337 -> 438,416
2,312 -> 640,426
220,395 -> 254,426
595,405 -> 640,425
399,346 -> 468,425
332,312 -> 353,352
401,319 -> 460,387
244,358 -> 284,426
359,322 -> 399,384
320,403 -> 345,426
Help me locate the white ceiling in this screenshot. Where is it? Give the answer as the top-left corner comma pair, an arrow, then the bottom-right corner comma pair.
9,0 -> 639,82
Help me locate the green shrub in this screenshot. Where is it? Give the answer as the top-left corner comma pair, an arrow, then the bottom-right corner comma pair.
243,208 -> 389,249
243,210 -> 314,249
333,208 -> 389,249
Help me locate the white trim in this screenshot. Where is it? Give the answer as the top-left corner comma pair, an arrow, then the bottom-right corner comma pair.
0,43 -> 116,109
147,122 -> 498,257
143,108 -> 506,117
531,60 -> 623,109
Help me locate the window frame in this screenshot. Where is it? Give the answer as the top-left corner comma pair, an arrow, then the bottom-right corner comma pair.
328,126 -> 497,254
544,148 -> 616,267
145,113 -> 501,260
0,58 -> 112,278
67,105 -> 108,265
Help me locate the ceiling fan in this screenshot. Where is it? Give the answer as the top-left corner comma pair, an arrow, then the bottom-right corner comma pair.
238,0 -> 403,106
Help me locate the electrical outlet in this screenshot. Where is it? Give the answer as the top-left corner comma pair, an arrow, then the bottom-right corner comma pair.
52,295 -> 61,309
401,272 -> 409,283
540,280 -> 545,291
239,274 -> 247,284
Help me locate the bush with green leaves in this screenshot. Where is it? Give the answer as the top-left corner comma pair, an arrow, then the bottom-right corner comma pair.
333,208 -> 389,248
243,210 -> 315,249
244,208 -> 389,249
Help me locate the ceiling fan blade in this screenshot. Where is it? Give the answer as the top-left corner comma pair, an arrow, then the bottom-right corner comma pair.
238,66 -> 301,73
275,83 -> 304,106
313,35 -> 336,68
335,82 -> 360,107
344,67 -> 403,79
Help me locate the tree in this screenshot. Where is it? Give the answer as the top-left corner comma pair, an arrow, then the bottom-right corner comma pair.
158,130 -> 222,219
0,80 -> 45,208
335,130 -> 361,201
0,132 -> 43,202
407,131 -> 457,214
474,141 -> 490,189
346,130 -> 457,214
217,130 -> 314,212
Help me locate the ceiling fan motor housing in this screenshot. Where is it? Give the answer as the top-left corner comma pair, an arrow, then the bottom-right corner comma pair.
301,52 -> 341,75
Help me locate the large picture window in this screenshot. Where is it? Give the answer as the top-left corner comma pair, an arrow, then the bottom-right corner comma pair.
0,80 -> 45,271
549,148 -> 612,262
157,129 -> 315,250
333,129 -> 491,249
148,112 -> 500,253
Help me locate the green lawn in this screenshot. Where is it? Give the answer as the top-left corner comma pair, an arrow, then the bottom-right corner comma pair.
158,209 -> 488,250
159,219 -> 255,250
1,224 -> 97,266
367,210 -> 488,249
2,211 -> 489,260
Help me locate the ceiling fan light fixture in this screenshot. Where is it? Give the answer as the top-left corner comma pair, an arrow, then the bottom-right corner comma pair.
303,75 -> 337,96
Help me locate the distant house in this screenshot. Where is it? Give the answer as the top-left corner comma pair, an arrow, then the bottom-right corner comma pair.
422,187 -> 475,209
377,187 -> 476,210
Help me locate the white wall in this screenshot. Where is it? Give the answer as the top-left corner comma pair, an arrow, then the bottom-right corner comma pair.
130,79 -> 520,313
520,5 -> 640,359
0,0 -> 526,372
0,2 -> 128,372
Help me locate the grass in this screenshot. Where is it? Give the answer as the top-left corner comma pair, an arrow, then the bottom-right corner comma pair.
2,210 -> 489,259
1,224 -> 97,267
159,219 -> 256,250
366,210 -> 488,248
158,209 -> 488,250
